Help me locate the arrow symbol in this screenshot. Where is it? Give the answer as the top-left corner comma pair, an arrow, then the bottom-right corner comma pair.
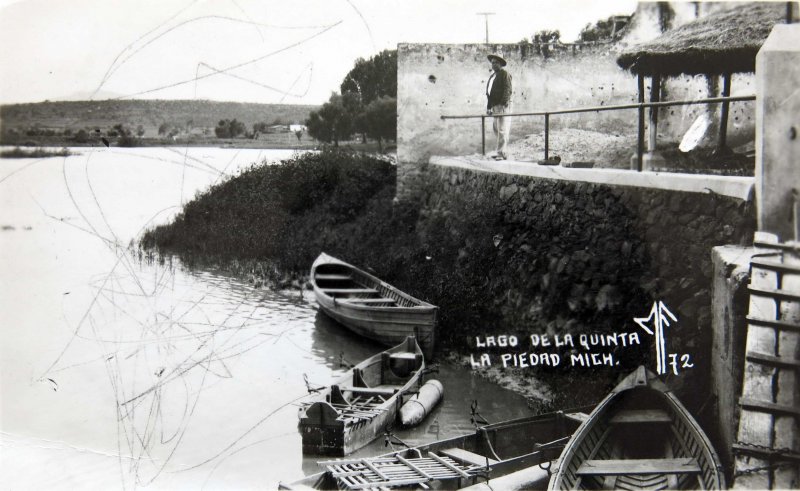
634,301 -> 677,374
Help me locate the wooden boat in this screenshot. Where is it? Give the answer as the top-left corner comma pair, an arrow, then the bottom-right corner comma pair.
548,366 -> 725,490
298,336 -> 425,456
311,253 -> 437,360
283,407 -> 591,490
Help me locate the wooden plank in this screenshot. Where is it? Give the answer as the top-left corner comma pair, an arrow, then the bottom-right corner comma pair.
428,453 -> 470,478
323,288 -> 378,294
343,386 -> 396,396
745,351 -> 800,369
733,444 -> 800,462
342,298 -> 396,304
609,409 -> 671,424
739,397 -> 800,417
395,455 -> 434,480
361,459 -> 389,481
751,258 -> 800,275
753,241 -> 800,252
346,477 -> 429,490
736,410 -> 773,448
439,447 -> 498,467
732,459 -> 770,490
315,273 -> 353,281
746,316 -> 800,333
576,458 -> 701,476
749,286 -> 800,302
775,250 -> 800,488
737,263 -> 778,454
389,352 -> 418,361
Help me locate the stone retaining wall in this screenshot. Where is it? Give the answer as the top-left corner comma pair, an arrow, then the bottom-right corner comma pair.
406,162 -> 756,398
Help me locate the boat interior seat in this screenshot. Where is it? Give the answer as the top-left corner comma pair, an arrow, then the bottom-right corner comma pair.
439,448 -> 498,467
314,273 -> 352,281
575,457 -> 701,476
389,352 -> 419,361
345,386 -> 397,396
322,288 -> 378,295
343,298 -> 397,305
609,409 -> 671,424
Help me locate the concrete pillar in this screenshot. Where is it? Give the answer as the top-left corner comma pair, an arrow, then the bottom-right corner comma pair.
755,25 -> 800,241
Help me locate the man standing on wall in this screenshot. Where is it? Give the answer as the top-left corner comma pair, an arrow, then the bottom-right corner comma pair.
486,53 -> 512,160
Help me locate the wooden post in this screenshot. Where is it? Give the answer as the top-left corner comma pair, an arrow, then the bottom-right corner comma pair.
636,73 -> 645,171
718,72 -> 731,153
481,116 -> 486,155
649,74 -> 661,153
544,113 -> 550,160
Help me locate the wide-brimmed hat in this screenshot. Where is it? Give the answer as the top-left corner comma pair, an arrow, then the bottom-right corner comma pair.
487,54 -> 507,66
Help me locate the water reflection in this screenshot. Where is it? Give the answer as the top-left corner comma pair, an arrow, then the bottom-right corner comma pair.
1,147 -> 536,490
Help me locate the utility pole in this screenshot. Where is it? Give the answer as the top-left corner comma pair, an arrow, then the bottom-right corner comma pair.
476,12 -> 495,43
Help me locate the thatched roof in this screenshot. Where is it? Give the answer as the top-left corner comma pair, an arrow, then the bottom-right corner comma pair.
617,3 -> 787,76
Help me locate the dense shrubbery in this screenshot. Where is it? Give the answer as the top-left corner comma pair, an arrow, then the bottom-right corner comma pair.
141,149 -> 396,261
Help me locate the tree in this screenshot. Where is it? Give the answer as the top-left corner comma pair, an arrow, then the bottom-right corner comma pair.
113,123 -> 140,147
112,123 -> 130,136
305,92 -> 361,147
338,50 -> 397,146
136,125 -> 145,137
533,29 -> 560,44
579,16 -> 629,42
532,29 -> 561,58
364,97 -> 396,153
340,49 -> 397,106
214,119 -> 246,138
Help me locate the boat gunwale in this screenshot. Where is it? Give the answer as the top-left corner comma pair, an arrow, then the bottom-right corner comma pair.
311,252 -> 436,309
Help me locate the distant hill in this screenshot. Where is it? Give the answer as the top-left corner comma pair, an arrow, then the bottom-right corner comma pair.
0,99 -> 319,136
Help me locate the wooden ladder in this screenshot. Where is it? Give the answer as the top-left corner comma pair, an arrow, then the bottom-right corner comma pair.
319,452 -> 478,490
733,238 -> 800,489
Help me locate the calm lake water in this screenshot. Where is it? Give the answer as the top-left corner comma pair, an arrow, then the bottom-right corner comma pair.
0,147 -> 533,489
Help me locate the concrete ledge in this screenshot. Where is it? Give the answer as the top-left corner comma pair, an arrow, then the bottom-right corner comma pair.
429,156 -> 755,201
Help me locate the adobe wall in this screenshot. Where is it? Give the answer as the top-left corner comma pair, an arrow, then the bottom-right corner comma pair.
397,42 -> 638,163
397,42 -> 756,164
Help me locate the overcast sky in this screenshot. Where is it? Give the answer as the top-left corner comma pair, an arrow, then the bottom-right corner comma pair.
0,0 -> 638,105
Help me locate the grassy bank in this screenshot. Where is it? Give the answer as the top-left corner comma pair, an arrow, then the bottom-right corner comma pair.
142,148 -> 624,409
0,146 -> 73,158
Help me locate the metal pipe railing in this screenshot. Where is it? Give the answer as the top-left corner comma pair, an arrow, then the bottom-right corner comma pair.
441,94 -> 756,170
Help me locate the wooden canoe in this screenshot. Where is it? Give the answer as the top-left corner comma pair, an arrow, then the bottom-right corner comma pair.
283,407 -> 591,490
548,366 -> 725,490
298,336 -> 425,456
311,253 -> 438,359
